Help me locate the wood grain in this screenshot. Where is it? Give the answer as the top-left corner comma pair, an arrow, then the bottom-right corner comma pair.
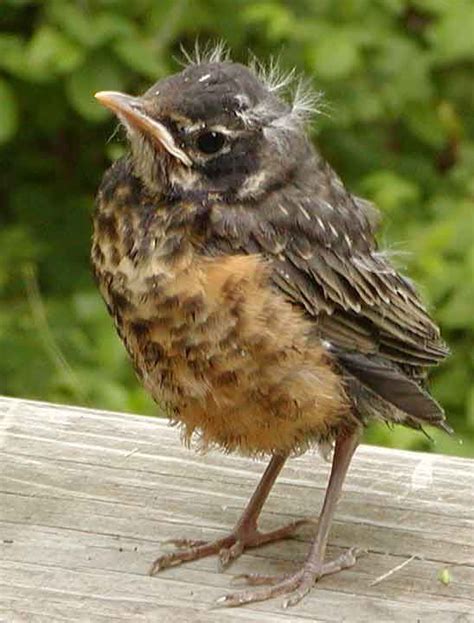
0,396 -> 473,622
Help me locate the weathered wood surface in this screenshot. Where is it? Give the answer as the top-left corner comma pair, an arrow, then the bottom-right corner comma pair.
0,396 -> 473,623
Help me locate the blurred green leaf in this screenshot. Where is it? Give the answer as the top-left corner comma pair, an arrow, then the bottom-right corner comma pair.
66,55 -> 125,120
310,29 -> 361,80
405,103 -> 447,148
26,24 -> 84,80
429,0 -> 474,62
411,0 -> 451,14
360,171 -> 420,214
47,4 -> 135,48
113,35 -> 163,78
106,142 -> 127,162
375,39 -> 432,112
0,33 -> 25,76
0,78 -> 18,144
467,387 -> 474,429
242,3 -> 296,40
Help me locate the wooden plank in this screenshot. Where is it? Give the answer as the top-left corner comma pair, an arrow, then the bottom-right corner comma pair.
0,396 -> 473,622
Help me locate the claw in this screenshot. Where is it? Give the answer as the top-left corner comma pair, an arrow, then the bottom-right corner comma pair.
217,547 -> 232,572
215,589 -> 261,608
150,553 -> 184,575
218,540 -> 244,572
219,547 -> 360,607
214,595 -> 234,608
282,578 -> 312,608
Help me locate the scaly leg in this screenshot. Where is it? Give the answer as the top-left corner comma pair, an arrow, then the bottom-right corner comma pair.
218,429 -> 361,608
150,452 -> 314,575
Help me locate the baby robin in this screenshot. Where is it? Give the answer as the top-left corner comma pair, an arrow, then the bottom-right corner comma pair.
92,48 -> 450,607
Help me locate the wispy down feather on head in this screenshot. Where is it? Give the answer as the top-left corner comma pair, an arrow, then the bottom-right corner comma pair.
177,42 -> 324,129
95,42 -> 325,199
178,39 -> 231,67
248,54 -> 324,126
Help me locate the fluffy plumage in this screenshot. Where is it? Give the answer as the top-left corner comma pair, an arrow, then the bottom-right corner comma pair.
92,54 -> 450,608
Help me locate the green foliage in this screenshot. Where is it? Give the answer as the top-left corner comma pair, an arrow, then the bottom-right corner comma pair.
0,0 -> 473,456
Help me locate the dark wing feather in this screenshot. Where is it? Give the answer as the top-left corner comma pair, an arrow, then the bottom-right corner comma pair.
327,347 -> 452,433
205,156 -> 449,429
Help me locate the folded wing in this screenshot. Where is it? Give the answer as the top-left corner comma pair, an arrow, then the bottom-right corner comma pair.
205,157 -> 449,430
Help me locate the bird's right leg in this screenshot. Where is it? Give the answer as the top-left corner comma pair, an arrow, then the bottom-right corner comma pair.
150,452 -> 314,575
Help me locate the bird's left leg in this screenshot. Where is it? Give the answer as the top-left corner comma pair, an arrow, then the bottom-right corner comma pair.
218,428 -> 361,608
150,452 -> 313,575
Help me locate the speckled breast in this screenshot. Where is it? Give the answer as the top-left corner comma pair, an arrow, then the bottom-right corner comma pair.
92,180 -> 348,456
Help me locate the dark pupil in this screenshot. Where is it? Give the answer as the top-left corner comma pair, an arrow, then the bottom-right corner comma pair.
197,131 -> 225,154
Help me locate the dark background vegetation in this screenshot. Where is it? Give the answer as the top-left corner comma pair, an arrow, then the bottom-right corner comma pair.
0,0 -> 473,456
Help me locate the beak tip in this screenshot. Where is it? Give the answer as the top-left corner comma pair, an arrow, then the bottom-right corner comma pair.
94,91 -> 111,105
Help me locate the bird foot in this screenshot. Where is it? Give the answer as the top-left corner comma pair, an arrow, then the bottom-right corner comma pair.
149,517 -> 314,576
218,546 -> 362,608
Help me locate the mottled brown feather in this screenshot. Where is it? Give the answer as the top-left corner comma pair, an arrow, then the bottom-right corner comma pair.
92,167 -> 351,455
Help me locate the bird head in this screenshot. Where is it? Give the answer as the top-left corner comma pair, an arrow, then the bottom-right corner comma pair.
95,58 -> 317,202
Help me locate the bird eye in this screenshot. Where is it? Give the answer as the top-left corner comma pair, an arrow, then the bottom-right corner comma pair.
196,130 -> 226,155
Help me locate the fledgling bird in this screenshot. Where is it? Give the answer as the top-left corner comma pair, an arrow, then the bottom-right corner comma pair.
92,48 -> 450,607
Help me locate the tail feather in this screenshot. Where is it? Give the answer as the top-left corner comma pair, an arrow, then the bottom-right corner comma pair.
331,348 -> 452,433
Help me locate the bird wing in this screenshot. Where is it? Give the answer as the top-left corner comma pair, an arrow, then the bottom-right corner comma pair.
205,159 -> 449,427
